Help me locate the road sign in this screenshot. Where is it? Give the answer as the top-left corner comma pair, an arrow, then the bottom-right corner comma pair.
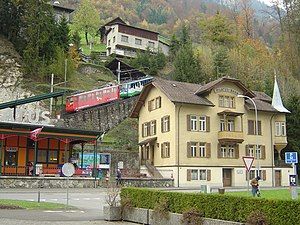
289,175 -> 297,186
62,163 -> 75,177
285,152 -> 298,164
242,156 -> 254,172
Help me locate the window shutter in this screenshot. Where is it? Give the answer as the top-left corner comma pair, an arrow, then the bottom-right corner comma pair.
207,170 -> 211,181
187,169 -> 191,181
258,121 -> 262,135
262,170 -> 266,180
248,120 -> 254,135
148,101 -> 151,111
153,120 -> 156,135
235,144 -> 239,159
245,145 -> 249,156
187,142 -> 191,158
161,117 -> 164,133
187,115 -> 191,131
206,143 -> 211,158
206,116 -> 210,132
217,143 -> 221,158
142,124 -> 145,137
167,116 -> 170,132
158,97 -> 161,108
167,142 -> 170,157
261,145 -> 266,159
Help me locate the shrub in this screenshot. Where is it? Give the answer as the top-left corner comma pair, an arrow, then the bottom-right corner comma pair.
120,188 -> 300,225
181,207 -> 204,225
246,210 -> 268,225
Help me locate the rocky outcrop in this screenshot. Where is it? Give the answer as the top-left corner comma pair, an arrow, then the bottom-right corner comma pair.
0,36 -> 49,124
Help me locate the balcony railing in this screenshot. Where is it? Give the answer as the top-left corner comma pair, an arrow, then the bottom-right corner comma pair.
218,131 -> 244,143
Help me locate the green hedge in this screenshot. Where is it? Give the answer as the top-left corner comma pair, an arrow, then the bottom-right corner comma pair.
120,188 -> 300,225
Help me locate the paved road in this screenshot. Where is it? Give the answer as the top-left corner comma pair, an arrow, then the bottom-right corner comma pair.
0,188 -> 115,221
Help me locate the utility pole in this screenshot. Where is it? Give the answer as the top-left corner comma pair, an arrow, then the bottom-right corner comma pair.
50,73 -> 54,116
117,61 -> 121,84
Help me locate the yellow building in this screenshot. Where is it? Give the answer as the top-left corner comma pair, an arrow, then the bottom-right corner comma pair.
131,77 -> 292,188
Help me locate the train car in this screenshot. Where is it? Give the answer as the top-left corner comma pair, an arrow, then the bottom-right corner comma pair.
120,77 -> 153,98
66,85 -> 120,113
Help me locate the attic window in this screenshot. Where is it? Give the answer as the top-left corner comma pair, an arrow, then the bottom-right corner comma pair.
172,84 -> 177,87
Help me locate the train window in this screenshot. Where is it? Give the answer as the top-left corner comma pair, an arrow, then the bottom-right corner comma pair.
69,98 -> 74,103
103,90 -> 106,94
88,94 -> 91,98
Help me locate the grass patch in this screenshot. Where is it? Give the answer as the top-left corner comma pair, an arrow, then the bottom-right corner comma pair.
226,189 -> 299,201
0,199 -> 72,210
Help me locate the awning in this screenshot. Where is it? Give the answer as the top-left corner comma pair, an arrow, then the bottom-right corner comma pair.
138,137 -> 157,146
217,110 -> 244,117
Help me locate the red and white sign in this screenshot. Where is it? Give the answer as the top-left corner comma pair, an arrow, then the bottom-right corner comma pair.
242,156 -> 254,172
29,127 -> 43,141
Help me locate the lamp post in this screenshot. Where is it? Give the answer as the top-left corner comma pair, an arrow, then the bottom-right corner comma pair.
238,94 -> 260,177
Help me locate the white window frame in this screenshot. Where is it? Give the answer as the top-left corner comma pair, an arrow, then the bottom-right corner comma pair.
199,143 -> 206,157
121,35 -> 129,43
150,121 -> 156,135
221,145 -> 227,158
199,170 -> 207,180
135,38 -> 142,45
143,123 -> 148,137
191,143 -> 197,157
249,145 -> 255,157
199,116 -> 206,131
227,119 -> 235,131
227,145 -> 235,158
148,41 -> 155,48
190,116 -> 197,131
162,116 -> 169,132
191,169 -> 198,180
219,96 -> 224,107
256,145 -> 262,159
220,119 -> 225,131
281,122 -> 286,136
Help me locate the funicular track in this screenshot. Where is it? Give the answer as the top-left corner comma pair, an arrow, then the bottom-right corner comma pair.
60,96 -> 139,132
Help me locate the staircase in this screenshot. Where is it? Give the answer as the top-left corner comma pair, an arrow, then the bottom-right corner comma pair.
145,161 -> 163,178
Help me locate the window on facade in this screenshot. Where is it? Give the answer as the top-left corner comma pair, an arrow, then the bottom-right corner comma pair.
199,170 -> 207,180
38,150 -> 47,163
199,143 -> 206,157
190,142 -> 197,157
161,116 -> 170,133
219,95 -> 235,108
121,35 -> 129,42
48,150 -> 58,163
248,120 -> 262,135
247,145 -> 264,159
219,144 -> 236,158
199,116 -> 206,131
113,36 -> 115,43
161,142 -> 170,158
221,145 -> 227,158
275,122 -> 286,136
148,97 -> 161,111
135,38 -> 142,45
108,39 -> 111,46
191,170 -> 198,180
228,145 -> 235,158
220,119 -> 225,131
249,170 -> 266,180
155,97 -> 161,109
150,120 -> 156,135
143,123 -> 149,137
148,41 -> 155,48
227,119 -> 235,131
190,116 -> 197,131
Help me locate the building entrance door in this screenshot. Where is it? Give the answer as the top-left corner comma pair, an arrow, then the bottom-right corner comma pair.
223,168 -> 232,187
275,170 -> 282,187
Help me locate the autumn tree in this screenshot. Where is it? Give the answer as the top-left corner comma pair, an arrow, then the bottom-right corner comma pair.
71,0 -> 100,45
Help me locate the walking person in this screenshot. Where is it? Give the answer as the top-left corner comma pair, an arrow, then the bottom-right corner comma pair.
116,169 -> 122,186
250,176 -> 261,197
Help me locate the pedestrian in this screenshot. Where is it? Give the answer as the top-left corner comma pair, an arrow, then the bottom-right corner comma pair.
250,176 -> 261,197
105,170 -> 110,186
27,161 -> 33,176
116,169 -> 122,186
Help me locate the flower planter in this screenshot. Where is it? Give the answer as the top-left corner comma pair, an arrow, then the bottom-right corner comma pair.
103,205 -> 121,221
123,207 -> 149,224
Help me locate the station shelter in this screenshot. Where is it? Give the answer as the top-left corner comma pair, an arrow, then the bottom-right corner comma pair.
0,122 -> 102,176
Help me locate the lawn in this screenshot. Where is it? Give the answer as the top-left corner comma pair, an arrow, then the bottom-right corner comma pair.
78,32 -> 106,55
0,199 -> 72,210
225,189 -> 299,201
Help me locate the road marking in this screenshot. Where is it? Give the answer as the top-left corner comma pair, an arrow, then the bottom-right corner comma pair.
83,198 -> 90,200
94,198 -> 100,200
73,198 -> 80,200
50,199 -> 58,201
44,210 -> 63,213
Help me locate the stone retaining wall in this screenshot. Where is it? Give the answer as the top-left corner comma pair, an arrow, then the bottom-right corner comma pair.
0,176 -> 96,188
121,177 -> 174,188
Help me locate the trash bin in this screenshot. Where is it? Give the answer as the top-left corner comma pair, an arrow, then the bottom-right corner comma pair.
218,188 -> 225,194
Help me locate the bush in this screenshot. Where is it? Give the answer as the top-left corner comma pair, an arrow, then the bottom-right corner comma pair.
181,207 -> 203,225
120,188 -> 300,225
246,210 -> 268,225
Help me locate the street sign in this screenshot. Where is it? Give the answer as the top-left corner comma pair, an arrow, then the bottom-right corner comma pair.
242,156 -> 254,172
62,163 -> 75,177
285,152 -> 298,164
289,175 -> 297,187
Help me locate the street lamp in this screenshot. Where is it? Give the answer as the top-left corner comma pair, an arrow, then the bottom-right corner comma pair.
238,94 -> 260,177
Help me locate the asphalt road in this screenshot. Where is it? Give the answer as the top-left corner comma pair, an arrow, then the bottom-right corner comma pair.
0,188 -> 121,222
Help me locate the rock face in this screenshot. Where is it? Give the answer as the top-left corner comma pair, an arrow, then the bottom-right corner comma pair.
0,36 -> 49,124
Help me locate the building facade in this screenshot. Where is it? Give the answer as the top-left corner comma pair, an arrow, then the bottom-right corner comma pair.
131,77 -> 291,188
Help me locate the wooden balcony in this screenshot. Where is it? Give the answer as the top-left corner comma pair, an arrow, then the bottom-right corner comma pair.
218,131 -> 244,143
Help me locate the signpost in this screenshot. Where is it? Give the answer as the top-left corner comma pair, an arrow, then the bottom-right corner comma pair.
243,156 -> 254,192
62,163 -> 75,208
285,152 -> 298,200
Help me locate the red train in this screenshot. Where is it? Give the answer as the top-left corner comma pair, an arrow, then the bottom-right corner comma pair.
65,85 -> 120,113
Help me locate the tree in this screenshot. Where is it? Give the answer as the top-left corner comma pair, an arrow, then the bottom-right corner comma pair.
169,34 -> 180,60
173,42 -> 204,83
71,0 -> 100,45
213,46 -> 230,78
55,16 -> 70,52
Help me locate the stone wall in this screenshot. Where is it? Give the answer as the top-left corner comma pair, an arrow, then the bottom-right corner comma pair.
0,176 -> 96,188
121,177 -> 174,188
61,96 -> 138,132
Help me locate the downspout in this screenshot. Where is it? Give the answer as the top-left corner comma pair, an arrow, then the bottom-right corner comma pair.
270,114 -> 276,187
177,104 -> 183,187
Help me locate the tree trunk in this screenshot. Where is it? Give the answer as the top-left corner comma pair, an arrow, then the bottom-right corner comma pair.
85,31 -> 89,45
